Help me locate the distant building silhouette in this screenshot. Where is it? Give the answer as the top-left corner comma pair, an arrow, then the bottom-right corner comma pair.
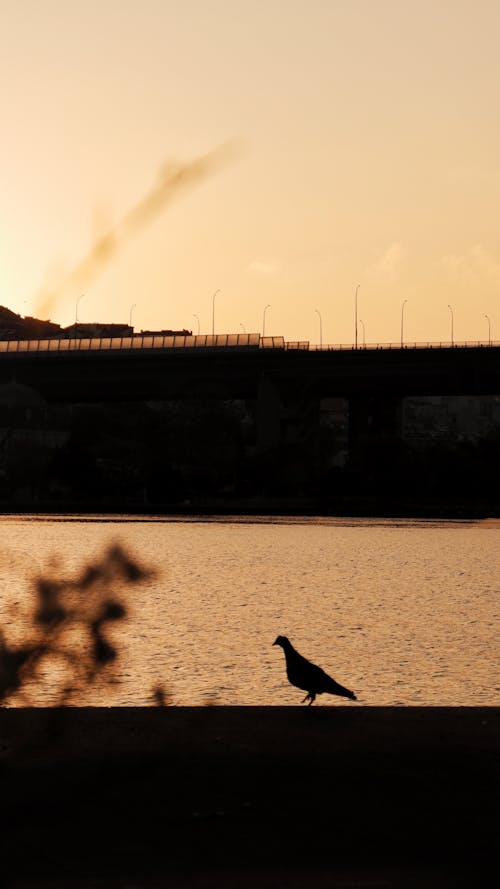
0,380 -> 70,501
139,328 -> 193,337
60,324 -> 193,339
402,395 -> 500,444
0,306 -> 61,340
61,323 -> 133,339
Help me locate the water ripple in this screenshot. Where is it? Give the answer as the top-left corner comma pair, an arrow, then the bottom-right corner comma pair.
0,515 -> 498,706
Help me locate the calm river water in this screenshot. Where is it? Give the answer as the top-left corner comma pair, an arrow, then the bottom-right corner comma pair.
0,515 -> 498,707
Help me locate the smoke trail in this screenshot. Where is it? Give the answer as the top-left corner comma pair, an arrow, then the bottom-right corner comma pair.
34,143 -> 239,320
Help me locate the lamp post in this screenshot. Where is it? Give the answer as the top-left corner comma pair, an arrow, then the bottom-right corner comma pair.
360,318 -> 366,348
448,304 -> 454,346
75,294 -> 84,334
314,308 -> 323,347
240,323 -> 246,333
355,284 -> 360,348
129,303 -> 136,329
485,314 -> 491,346
400,299 -> 407,348
263,304 -> 271,336
212,288 -> 220,336
193,314 -> 200,335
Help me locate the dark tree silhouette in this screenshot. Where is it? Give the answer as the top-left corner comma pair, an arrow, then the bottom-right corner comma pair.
0,543 -> 160,705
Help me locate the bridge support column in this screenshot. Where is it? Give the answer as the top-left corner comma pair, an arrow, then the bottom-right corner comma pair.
348,394 -> 403,457
256,377 -> 281,450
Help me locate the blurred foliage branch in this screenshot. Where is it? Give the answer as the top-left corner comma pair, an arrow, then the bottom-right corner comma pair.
0,544 -> 155,705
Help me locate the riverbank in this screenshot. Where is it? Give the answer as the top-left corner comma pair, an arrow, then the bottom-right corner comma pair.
1,495 -> 499,519
1,706 -> 498,887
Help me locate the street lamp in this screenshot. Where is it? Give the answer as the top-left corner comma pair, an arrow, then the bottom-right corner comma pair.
359,318 -> 366,348
315,308 -> 323,347
448,304 -> 454,346
401,299 -> 408,348
129,303 -> 136,329
355,284 -> 360,349
485,314 -> 491,346
212,288 -> 220,336
193,313 -> 200,335
75,294 -> 84,333
263,304 -> 271,336
240,323 -> 246,333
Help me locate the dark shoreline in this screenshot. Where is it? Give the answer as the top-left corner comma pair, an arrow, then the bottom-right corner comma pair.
0,497 -> 499,520
1,706 -> 498,887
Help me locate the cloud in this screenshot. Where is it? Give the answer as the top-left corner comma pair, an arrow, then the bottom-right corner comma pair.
246,259 -> 280,277
440,244 -> 500,285
470,244 -> 500,278
368,242 -> 406,281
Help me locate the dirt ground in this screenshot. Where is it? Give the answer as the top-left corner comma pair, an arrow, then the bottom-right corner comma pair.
0,706 -> 498,888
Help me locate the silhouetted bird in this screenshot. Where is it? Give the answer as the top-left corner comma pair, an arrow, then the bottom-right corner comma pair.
273,635 -> 357,705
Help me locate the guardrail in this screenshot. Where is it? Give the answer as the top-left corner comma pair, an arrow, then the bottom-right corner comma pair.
0,333 -> 497,356
311,340 -> 500,351
0,332 -> 261,354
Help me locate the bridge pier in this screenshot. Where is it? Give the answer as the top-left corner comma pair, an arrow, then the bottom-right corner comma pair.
256,377 -> 281,450
348,394 -> 404,456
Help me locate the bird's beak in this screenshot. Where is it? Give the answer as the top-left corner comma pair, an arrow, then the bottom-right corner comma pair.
272,638 -> 278,646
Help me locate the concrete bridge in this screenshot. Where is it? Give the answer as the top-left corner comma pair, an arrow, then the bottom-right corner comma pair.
0,333 -> 499,400
1,334 -> 499,450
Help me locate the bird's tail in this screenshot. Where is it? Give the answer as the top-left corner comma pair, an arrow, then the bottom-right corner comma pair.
327,678 -> 357,701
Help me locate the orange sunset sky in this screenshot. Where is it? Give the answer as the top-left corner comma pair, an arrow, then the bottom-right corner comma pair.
1,0 -> 499,345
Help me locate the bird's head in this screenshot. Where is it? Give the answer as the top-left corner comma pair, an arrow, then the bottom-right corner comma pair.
272,635 -> 289,648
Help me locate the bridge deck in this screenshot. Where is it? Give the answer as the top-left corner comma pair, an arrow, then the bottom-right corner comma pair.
0,335 -> 499,403
0,332 -> 498,357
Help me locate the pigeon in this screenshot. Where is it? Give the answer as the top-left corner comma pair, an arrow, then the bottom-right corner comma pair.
273,635 -> 357,705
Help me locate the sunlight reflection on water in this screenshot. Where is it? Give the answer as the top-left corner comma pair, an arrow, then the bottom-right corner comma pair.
0,515 -> 498,706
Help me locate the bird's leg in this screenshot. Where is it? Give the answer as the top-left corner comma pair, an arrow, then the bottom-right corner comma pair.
301,693 -> 311,704
307,693 -> 316,706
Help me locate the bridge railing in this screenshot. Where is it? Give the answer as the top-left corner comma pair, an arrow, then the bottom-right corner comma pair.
0,333 -> 498,356
0,332 -> 262,355
310,340 -> 500,351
